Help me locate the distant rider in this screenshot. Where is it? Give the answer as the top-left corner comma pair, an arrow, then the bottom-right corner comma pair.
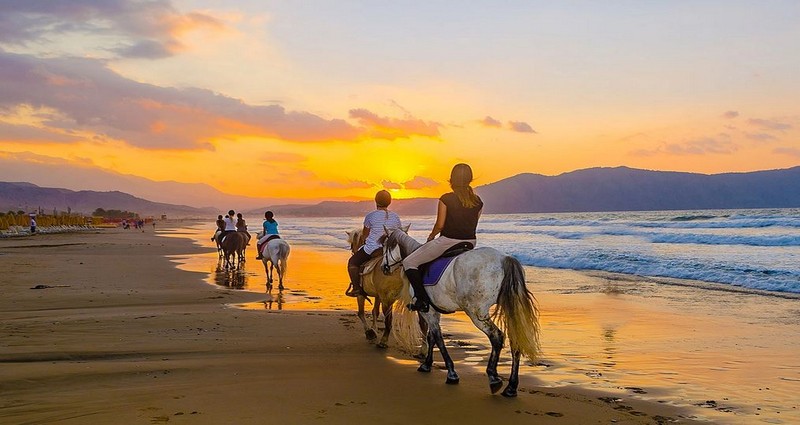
256,211 -> 280,260
236,213 -> 251,244
211,214 -> 224,242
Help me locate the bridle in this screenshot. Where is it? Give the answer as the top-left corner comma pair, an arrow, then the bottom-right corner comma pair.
381,235 -> 404,275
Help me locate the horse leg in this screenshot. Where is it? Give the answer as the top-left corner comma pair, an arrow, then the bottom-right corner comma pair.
417,314 -> 430,359
357,296 -> 376,340
262,260 -> 272,291
418,326 -> 435,372
469,314 -> 505,394
427,316 -> 459,384
377,300 -> 393,349
502,349 -> 522,397
371,297 -> 380,336
275,262 -> 284,291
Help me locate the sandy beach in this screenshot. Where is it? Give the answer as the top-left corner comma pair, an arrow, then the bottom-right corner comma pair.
0,221 -> 790,424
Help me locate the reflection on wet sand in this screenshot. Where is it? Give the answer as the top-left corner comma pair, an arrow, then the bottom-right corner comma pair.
213,258 -> 250,290
263,291 -> 284,310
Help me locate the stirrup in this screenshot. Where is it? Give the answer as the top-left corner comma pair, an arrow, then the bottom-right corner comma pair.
345,283 -> 365,298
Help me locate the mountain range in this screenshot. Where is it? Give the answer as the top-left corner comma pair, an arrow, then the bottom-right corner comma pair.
2,166 -> 799,218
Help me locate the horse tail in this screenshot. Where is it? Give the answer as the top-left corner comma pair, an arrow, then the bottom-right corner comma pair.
277,242 -> 290,278
492,255 -> 540,362
391,275 -> 423,353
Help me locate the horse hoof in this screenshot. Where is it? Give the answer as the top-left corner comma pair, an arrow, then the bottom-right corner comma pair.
376,341 -> 388,349
365,329 -> 377,340
446,377 -> 460,385
417,364 -> 432,373
501,386 -> 518,398
489,378 -> 503,394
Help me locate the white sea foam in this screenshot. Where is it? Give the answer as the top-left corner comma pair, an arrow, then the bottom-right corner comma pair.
284,209 -> 800,294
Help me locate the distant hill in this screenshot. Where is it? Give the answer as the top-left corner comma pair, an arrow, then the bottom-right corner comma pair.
4,166 -> 800,218
256,166 -> 800,216
476,166 -> 800,213
0,182 -> 213,218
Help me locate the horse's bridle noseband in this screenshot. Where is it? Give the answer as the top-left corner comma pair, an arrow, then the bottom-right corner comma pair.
381,239 -> 403,275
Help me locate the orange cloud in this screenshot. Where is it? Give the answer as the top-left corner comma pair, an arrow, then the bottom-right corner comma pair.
349,108 -> 441,140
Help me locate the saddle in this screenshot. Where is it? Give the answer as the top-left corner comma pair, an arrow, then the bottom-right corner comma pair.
359,248 -> 384,276
421,242 -> 474,286
258,235 -> 281,255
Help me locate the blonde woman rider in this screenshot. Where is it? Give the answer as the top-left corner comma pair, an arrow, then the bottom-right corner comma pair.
403,163 -> 483,312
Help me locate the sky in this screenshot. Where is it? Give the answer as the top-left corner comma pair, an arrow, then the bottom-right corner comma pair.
1,0 -> 799,203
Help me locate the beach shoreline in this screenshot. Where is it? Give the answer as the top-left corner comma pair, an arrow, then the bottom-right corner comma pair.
0,221 -> 757,424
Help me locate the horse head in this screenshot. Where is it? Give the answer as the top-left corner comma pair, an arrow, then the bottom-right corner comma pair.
381,227 -> 406,275
346,229 -> 361,254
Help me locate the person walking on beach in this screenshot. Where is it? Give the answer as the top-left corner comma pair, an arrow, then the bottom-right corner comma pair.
236,213 -> 251,244
403,163 -> 483,312
29,216 -> 36,234
256,211 -> 280,260
346,190 -> 402,297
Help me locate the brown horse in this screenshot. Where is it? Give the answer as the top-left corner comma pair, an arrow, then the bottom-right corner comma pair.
217,231 -> 247,269
345,226 -> 425,350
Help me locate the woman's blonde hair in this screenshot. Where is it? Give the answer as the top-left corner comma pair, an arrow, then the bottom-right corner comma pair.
449,163 -> 480,208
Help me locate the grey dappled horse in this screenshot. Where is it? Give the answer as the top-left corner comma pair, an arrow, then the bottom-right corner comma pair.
383,228 -> 540,397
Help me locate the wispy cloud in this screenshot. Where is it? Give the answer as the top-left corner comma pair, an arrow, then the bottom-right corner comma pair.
722,110 -> 739,119
745,132 -> 778,142
665,137 -> 737,155
773,147 -> 800,158
381,180 -> 402,190
480,116 -> 502,128
320,180 -> 374,189
0,0 -> 225,59
632,135 -> 738,156
0,51 -> 362,149
508,121 -> 537,134
748,118 -> 792,132
403,176 -> 438,190
349,109 -> 441,139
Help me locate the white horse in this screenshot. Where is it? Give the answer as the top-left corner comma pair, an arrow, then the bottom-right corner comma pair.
383,228 -> 541,397
256,231 -> 290,291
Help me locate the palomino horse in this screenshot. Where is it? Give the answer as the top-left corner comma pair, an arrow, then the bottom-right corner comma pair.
383,228 -> 540,397
256,231 -> 290,291
217,231 -> 247,269
345,227 -> 415,348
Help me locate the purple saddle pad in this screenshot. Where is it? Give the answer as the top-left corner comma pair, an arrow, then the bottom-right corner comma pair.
422,256 -> 457,286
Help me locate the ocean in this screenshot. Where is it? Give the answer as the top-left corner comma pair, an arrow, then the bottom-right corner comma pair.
165,208 -> 800,424
281,208 -> 800,294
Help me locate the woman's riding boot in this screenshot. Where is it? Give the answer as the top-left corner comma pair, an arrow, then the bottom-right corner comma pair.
345,265 -> 365,297
405,269 -> 429,312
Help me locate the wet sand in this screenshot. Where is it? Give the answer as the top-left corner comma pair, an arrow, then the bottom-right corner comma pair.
0,222 -> 707,424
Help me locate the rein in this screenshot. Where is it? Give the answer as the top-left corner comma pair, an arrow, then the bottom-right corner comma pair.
382,233 -> 405,274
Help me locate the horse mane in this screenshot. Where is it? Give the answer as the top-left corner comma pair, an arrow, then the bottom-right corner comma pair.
388,228 -> 421,257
